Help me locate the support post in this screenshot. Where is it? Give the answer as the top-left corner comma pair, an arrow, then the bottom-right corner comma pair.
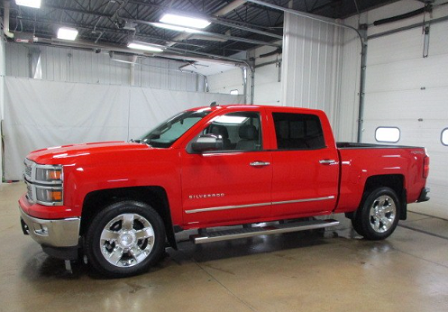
241,67 -> 247,104
357,25 -> 368,143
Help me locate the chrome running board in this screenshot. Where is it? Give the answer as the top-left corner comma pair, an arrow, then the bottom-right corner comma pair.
191,219 -> 339,244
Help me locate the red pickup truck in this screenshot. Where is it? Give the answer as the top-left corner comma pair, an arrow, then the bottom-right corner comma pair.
19,104 -> 430,277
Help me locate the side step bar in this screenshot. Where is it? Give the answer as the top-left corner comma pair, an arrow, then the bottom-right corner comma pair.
191,219 -> 339,244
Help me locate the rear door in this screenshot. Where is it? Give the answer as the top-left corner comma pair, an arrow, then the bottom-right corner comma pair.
268,110 -> 339,218
180,109 -> 272,227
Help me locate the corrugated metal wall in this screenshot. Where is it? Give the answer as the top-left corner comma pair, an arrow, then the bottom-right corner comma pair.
281,13 -> 343,133
336,16 -> 363,143
5,43 -> 204,92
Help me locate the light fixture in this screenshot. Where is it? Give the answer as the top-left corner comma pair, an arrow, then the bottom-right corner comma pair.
160,13 -> 210,29
127,42 -> 164,53
152,22 -> 200,33
57,27 -> 79,41
15,0 -> 41,8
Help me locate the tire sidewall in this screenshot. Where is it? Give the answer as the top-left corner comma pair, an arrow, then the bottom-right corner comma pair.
85,201 -> 166,278
360,187 -> 400,240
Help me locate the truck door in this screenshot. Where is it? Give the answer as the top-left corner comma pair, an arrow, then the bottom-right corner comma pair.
181,110 -> 272,227
269,111 -> 339,218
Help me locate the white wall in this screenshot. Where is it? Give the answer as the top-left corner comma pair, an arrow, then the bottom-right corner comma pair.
253,46 -> 282,106
0,36 -> 5,182
3,77 -> 243,180
5,44 -> 205,92
207,45 -> 282,106
207,67 -> 245,98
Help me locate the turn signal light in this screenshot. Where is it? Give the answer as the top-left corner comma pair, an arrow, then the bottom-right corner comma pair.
47,170 -> 62,180
49,190 -> 63,202
36,188 -> 63,204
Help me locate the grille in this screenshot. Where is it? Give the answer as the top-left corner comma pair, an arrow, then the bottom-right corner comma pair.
26,182 -> 34,203
25,163 -> 32,177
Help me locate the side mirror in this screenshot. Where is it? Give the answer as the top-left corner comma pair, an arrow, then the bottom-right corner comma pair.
191,134 -> 224,152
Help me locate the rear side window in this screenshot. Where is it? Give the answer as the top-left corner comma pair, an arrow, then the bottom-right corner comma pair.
272,113 -> 325,150
375,127 -> 400,143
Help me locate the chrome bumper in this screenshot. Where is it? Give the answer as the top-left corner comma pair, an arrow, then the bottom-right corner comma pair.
19,206 -> 80,247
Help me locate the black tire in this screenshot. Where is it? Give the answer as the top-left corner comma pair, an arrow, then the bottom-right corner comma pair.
352,187 -> 400,240
84,200 -> 166,278
351,214 -> 366,237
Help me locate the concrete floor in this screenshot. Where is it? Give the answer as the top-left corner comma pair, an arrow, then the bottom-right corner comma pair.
1,182 -> 448,312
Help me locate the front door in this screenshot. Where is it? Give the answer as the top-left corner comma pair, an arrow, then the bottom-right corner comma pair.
181,111 -> 272,227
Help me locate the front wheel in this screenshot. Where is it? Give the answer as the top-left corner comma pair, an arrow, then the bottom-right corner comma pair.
352,187 -> 400,240
84,201 -> 166,277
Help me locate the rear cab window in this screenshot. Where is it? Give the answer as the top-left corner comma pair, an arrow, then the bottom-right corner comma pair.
272,112 -> 326,150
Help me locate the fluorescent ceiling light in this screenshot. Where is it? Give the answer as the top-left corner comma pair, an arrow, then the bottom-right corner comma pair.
127,43 -> 164,53
152,22 -> 200,33
57,27 -> 78,41
160,13 -> 210,29
15,0 -> 41,8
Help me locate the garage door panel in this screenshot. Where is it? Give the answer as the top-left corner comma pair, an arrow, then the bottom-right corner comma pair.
363,120 -> 446,147
365,56 -> 448,93
429,21 -> 448,56
364,88 -> 448,121
367,28 -> 422,66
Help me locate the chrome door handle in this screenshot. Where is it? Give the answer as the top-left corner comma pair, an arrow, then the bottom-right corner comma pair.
319,159 -> 337,165
250,161 -> 271,167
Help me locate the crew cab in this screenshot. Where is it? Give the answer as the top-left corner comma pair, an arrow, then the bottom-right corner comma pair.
19,104 -> 430,277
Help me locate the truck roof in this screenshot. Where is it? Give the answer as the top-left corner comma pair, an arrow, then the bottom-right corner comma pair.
188,104 -> 325,114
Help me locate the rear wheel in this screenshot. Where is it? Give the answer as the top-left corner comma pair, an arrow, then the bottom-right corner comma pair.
352,187 -> 400,240
84,201 -> 166,277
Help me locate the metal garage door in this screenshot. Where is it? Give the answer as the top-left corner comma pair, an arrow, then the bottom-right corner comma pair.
362,24 -> 448,219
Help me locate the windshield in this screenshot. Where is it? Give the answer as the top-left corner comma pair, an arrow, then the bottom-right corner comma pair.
138,110 -> 211,148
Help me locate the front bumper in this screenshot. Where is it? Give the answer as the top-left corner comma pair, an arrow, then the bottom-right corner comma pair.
19,205 -> 81,248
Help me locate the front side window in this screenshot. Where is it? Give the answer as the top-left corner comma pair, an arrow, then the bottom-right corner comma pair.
272,112 -> 325,150
139,110 -> 210,148
201,112 -> 262,151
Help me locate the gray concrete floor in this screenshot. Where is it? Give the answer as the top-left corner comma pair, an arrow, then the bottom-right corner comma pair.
1,182 -> 448,312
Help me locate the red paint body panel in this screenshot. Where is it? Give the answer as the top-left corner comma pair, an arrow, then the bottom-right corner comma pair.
20,105 -> 429,232
335,147 -> 427,213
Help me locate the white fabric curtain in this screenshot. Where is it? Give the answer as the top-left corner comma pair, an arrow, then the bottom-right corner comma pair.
4,77 -> 243,180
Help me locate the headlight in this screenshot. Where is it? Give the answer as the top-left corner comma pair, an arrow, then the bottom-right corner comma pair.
23,160 -> 64,206
36,166 -> 63,184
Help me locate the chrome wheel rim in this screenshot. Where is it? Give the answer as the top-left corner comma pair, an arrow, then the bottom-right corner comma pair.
369,195 -> 396,233
100,213 -> 155,268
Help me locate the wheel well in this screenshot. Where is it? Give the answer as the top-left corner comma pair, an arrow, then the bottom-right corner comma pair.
363,174 -> 407,220
81,186 -> 177,249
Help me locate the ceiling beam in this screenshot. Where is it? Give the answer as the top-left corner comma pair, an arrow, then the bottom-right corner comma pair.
130,19 -> 281,47
36,4 -> 280,47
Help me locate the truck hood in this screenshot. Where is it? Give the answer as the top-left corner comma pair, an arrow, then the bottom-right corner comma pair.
27,141 -> 152,165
